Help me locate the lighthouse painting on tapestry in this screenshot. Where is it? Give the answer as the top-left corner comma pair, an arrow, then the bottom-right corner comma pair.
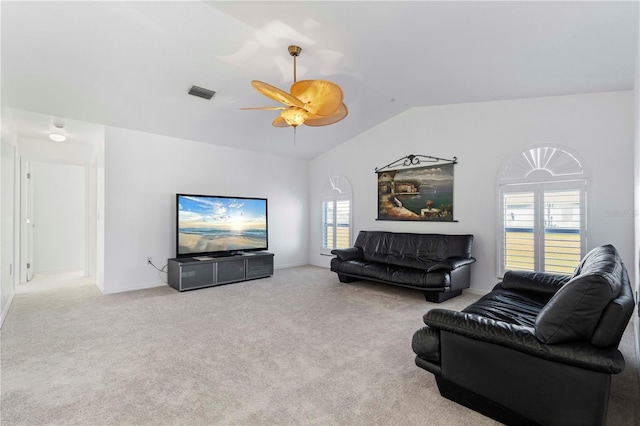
377,163 -> 454,221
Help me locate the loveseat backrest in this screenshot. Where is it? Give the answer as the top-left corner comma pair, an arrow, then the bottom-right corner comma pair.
573,244 -> 634,347
354,231 -> 473,268
533,244 -> 634,348
571,244 -> 623,281
591,263 -> 635,347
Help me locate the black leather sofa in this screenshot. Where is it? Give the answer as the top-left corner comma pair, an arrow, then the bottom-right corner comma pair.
330,231 -> 475,302
412,244 -> 635,426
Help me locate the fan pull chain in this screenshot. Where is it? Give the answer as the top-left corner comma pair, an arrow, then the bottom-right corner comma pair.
291,49 -> 298,145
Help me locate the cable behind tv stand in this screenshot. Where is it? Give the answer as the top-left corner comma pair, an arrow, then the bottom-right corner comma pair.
167,252 -> 274,291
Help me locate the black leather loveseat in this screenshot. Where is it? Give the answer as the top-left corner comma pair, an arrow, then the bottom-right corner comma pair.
412,244 -> 635,426
330,231 -> 475,302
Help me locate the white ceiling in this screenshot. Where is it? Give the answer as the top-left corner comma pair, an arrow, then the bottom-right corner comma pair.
2,1 -> 638,160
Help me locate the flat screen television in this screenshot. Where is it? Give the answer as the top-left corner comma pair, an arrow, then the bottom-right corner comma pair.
176,194 -> 268,258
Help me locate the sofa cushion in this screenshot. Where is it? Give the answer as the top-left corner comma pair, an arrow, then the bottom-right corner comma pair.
462,288 -> 548,328
336,259 -> 387,278
332,259 -> 450,289
354,231 -> 474,268
390,266 -> 449,288
535,245 -> 622,344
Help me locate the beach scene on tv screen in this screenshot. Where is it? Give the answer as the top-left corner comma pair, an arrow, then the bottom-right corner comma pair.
178,196 -> 267,254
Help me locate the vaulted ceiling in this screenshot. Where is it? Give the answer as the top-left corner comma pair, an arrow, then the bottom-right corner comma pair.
2,1 -> 638,160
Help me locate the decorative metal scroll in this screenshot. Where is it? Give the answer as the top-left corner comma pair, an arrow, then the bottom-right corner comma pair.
376,154 -> 458,222
375,154 -> 457,173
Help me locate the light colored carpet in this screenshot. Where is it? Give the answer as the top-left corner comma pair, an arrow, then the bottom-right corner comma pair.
1,266 -> 638,425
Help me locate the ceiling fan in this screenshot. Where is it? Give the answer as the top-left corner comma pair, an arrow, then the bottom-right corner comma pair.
241,45 -> 348,128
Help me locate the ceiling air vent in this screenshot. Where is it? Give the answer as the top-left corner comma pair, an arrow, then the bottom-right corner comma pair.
188,85 -> 216,100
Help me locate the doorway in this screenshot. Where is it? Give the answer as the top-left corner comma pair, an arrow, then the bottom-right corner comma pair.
20,161 -> 87,282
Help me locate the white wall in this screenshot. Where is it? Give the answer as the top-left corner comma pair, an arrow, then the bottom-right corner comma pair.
633,8 -> 640,384
0,0 -> 13,328
310,91 -> 635,294
31,162 -> 86,274
18,137 -> 96,166
93,136 -> 106,289
103,127 -> 309,294
0,106 -> 17,326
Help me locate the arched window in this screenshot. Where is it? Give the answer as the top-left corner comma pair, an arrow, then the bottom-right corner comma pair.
497,146 -> 589,276
321,176 -> 352,255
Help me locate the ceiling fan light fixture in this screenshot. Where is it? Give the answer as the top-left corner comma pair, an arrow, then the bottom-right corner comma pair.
242,45 -> 348,130
280,107 -> 309,127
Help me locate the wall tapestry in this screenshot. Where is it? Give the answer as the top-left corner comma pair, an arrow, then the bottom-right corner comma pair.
376,154 -> 457,222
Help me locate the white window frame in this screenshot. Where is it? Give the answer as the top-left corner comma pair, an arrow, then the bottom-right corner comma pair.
498,180 -> 587,276
496,145 -> 590,277
321,176 -> 353,255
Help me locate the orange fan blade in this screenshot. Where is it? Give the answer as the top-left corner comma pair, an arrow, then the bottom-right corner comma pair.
304,103 -> 348,127
272,115 -> 290,127
251,80 -> 304,108
239,106 -> 285,111
290,80 -> 343,116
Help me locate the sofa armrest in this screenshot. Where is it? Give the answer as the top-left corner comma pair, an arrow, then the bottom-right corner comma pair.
424,308 -> 625,374
427,256 -> 476,272
500,270 -> 570,297
331,247 -> 363,261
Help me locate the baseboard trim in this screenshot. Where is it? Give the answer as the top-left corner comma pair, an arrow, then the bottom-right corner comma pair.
274,262 -> 312,270
101,281 -> 165,295
0,291 -> 16,329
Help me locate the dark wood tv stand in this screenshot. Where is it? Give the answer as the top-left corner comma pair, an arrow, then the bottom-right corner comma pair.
167,252 -> 274,291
